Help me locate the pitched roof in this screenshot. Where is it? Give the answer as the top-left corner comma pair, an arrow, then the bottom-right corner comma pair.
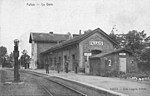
90,48 -> 132,58
29,32 -> 69,43
41,28 -> 119,54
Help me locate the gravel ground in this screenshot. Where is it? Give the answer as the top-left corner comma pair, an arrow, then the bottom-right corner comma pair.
0,68 -> 46,96
0,68 -> 85,96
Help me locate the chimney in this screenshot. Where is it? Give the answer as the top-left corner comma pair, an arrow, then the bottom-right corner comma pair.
67,32 -> 72,40
79,30 -> 81,35
49,32 -> 53,34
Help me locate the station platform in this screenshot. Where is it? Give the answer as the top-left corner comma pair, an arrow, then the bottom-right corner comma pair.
27,69 -> 150,96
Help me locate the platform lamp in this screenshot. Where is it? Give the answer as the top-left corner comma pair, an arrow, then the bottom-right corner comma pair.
13,39 -> 20,82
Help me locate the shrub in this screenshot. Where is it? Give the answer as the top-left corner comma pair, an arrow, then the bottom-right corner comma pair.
103,70 -> 120,77
120,71 -> 150,79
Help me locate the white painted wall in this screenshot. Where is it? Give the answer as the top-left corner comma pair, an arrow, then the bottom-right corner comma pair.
30,41 -> 37,69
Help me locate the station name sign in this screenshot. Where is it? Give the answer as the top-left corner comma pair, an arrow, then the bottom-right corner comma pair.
89,41 -> 103,45
119,53 -> 126,55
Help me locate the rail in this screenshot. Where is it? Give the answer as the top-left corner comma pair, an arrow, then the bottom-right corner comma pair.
23,70 -> 87,96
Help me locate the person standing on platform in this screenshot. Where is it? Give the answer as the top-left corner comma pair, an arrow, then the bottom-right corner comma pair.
74,60 -> 79,74
57,62 -> 61,73
65,60 -> 69,73
45,61 -> 49,74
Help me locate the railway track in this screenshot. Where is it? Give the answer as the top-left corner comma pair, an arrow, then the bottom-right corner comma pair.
4,69 -> 128,96
34,79 -> 54,96
20,70 -> 87,96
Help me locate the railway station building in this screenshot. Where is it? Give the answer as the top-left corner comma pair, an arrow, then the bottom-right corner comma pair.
40,28 -> 125,73
29,32 -> 70,69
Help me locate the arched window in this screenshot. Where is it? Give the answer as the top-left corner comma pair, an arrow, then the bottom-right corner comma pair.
91,50 -> 102,55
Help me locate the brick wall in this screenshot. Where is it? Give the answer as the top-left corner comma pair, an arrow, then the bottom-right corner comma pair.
37,42 -> 57,68
89,52 -> 138,76
62,44 -> 79,71
79,33 -> 115,70
49,44 -> 79,71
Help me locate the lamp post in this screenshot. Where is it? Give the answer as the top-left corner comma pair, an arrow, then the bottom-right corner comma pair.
13,39 -> 20,82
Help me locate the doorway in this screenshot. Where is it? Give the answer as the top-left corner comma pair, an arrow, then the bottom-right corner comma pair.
64,56 -> 67,62
119,58 -> 126,73
72,54 -> 75,70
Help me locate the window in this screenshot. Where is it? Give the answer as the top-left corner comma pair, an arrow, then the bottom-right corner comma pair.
104,58 -> 111,66
64,56 -> 67,62
108,60 -> 111,66
84,56 -> 88,62
91,50 -> 102,55
54,57 -> 56,66
58,57 -> 61,63
72,54 -> 75,60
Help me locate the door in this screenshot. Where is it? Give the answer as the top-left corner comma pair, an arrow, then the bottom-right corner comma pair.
119,58 -> 126,73
85,56 -> 90,74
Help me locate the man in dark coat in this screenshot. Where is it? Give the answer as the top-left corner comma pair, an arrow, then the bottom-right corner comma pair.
45,61 -> 49,74
57,62 -> 61,73
65,60 -> 69,73
74,60 -> 79,73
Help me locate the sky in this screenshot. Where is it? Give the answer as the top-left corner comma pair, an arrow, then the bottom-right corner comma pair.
0,0 -> 150,56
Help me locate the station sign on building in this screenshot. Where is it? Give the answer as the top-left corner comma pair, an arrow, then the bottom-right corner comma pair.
89,41 -> 104,46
